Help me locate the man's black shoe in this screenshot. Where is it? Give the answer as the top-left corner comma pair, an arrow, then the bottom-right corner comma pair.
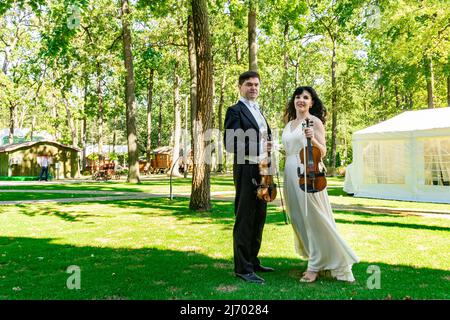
235,272 -> 265,284
254,265 -> 275,272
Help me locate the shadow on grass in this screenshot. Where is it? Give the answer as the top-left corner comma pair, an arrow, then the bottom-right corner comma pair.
91,198 -> 450,232
5,197 -> 448,233
0,236 -> 448,300
333,211 -> 450,232
10,204 -> 108,223
98,198 -> 288,228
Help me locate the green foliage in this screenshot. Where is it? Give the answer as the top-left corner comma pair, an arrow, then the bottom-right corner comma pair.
86,153 -> 99,161
106,152 -> 118,161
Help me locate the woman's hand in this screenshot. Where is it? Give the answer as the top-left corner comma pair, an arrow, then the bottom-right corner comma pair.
304,127 -> 314,139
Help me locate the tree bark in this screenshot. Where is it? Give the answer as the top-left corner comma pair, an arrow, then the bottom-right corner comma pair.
329,38 -> 338,175
395,84 -> 400,110
426,57 -> 435,109
145,68 -> 154,172
282,22 -> 289,105
96,62 -> 104,158
233,33 -> 241,63
30,115 -> 35,141
187,14 -> 198,157
217,70 -> 226,172
8,102 -> 15,144
248,3 -> 258,71
62,92 -> 77,148
82,78 -> 88,170
121,0 -> 140,183
190,0 -> 213,211
158,96 -> 162,147
172,61 -> 182,177
447,75 -> 450,107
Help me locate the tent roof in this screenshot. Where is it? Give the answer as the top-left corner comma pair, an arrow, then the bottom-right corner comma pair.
0,140 -> 81,153
354,107 -> 450,136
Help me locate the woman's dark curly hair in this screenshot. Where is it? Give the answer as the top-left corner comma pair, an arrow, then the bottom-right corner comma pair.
283,86 -> 327,124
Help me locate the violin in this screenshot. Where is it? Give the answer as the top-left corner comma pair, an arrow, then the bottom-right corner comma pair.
297,118 -> 327,193
253,135 -> 277,202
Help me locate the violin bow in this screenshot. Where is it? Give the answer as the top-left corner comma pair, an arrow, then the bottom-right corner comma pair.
275,155 -> 289,225
269,133 -> 289,225
302,120 -> 308,217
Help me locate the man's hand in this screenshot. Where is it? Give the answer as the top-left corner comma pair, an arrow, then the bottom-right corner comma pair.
263,141 -> 273,152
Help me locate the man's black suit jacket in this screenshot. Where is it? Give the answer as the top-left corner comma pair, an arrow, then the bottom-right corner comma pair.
223,100 -> 271,164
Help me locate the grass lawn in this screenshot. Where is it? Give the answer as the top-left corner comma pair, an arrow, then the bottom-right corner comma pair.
0,180 -> 449,299
0,175 -> 236,195
2,175 -> 450,211
0,192 -> 114,202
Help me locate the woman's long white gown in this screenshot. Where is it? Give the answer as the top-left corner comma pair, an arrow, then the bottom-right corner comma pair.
282,120 -> 359,282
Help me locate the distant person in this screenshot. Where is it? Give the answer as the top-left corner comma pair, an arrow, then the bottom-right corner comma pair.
39,155 -> 49,181
281,86 -> 359,282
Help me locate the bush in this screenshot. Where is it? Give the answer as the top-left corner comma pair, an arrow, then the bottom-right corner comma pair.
116,169 -> 128,176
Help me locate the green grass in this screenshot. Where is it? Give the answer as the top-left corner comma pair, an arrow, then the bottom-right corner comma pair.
2,175 -> 450,211
0,192 -> 112,202
0,194 -> 449,300
0,175 -> 235,194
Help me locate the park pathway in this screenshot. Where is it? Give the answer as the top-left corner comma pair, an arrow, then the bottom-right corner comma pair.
1,188 -> 449,219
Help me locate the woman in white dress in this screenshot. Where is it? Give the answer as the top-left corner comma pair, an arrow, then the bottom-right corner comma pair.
281,86 -> 359,283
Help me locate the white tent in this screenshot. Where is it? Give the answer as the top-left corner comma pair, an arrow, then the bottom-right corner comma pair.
345,107 -> 450,204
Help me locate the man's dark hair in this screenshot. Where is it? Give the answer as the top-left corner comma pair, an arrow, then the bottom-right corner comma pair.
238,71 -> 260,85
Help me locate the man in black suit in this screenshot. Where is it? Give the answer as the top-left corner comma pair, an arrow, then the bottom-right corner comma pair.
224,71 -> 274,284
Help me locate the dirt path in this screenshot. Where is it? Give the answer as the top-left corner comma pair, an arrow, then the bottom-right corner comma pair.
1,189 -> 449,219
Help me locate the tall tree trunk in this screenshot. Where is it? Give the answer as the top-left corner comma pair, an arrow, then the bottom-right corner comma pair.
217,70 -> 226,172
329,39 -> 338,175
30,115 -> 35,141
395,84 -> 400,109
248,2 -> 258,71
8,102 -> 15,144
62,92 -> 77,148
172,61 -> 182,177
426,57 -> 435,109
447,75 -> 450,107
121,0 -> 140,183
146,68 -> 154,172
158,96 -> 162,147
112,126 -> 116,152
96,62 -> 104,158
233,33 -> 241,63
282,22 -> 289,106
82,79 -> 88,170
51,94 -> 60,140
187,14 -> 198,158
30,80 -> 43,142
190,0 -> 213,211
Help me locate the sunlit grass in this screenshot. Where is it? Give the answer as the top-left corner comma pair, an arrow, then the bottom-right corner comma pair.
0,196 -> 448,300
2,175 -> 450,211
